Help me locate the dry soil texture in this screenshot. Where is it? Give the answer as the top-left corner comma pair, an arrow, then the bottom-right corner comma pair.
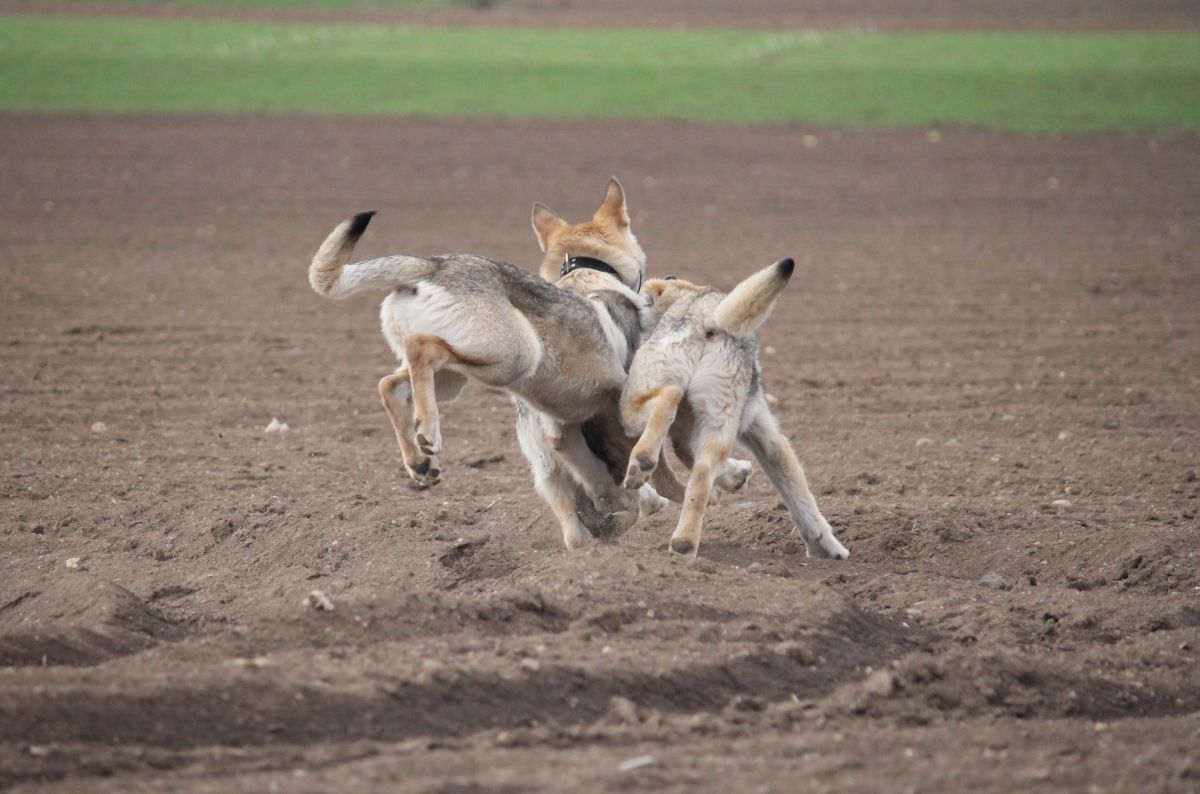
1,114 -> 1198,792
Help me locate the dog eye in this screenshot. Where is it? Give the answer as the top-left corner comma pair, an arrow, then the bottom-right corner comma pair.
664,275 -> 677,281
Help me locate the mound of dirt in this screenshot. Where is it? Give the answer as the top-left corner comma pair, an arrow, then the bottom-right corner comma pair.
0,578 -> 180,667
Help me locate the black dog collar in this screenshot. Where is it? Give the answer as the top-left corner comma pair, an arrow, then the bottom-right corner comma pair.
560,254 -> 642,293
561,254 -> 621,280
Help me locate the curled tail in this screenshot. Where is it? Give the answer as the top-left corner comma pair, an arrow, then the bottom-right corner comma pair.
309,211 -> 439,299
714,257 -> 794,337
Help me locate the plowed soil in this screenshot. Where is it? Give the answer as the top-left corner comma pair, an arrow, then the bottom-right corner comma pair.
1,114 -> 1198,792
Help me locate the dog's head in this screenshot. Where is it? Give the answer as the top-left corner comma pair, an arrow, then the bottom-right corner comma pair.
639,275 -> 705,330
531,177 -> 647,292
641,258 -> 794,338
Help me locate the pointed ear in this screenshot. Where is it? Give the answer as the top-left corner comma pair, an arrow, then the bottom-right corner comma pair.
642,280 -> 669,302
593,176 -> 630,229
531,202 -> 567,252
715,258 -> 794,337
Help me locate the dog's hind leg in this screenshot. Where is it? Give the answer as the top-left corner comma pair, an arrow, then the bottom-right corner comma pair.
378,369 -> 435,487
739,402 -> 848,560
402,333 -> 465,481
623,384 -> 684,490
668,435 -> 731,556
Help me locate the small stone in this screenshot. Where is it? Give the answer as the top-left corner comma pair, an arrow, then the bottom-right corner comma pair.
618,755 -> 656,772
801,135 -> 818,148
1051,499 -> 1072,510
608,695 -> 640,724
1057,431 -> 1071,441
979,571 -> 1008,590
64,557 -> 83,570
763,345 -> 778,356
303,590 -> 334,611
862,669 -> 897,697
915,438 -> 934,447
925,129 -> 942,143
264,418 -> 289,433
519,657 -> 540,672
90,422 -> 107,433
746,562 -> 766,574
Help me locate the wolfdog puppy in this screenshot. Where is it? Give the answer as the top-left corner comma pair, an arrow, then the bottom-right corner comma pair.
620,260 -> 849,559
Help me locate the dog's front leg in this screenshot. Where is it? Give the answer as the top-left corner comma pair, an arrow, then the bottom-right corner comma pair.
740,405 -> 848,560
516,406 -> 594,549
538,464 -> 596,551
545,423 -> 635,523
650,452 -> 688,502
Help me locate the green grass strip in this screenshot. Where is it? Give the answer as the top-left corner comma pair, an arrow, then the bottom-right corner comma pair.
1,16 -> 1197,130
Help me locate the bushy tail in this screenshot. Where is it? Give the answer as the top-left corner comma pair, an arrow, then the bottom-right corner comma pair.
714,258 -> 794,337
309,211 -> 439,299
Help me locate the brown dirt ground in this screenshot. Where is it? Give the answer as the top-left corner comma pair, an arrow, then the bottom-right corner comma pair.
2,0 -> 1197,30
0,113 -> 1198,792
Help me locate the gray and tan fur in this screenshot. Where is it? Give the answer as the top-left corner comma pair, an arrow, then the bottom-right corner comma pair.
621,260 -> 849,559
308,179 -> 666,549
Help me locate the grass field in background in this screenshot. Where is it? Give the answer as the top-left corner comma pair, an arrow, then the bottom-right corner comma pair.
1,16 -> 1197,130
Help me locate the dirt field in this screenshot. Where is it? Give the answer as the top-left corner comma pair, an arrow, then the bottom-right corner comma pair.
0,113 -> 1198,792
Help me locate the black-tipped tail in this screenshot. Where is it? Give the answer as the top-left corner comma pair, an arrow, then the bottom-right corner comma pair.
347,210 -> 376,242
776,258 -> 795,279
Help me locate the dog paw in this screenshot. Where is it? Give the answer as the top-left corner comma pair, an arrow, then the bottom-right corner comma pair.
413,419 -> 442,457
610,506 -> 641,533
416,433 -> 441,457
637,484 -> 668,517
669,536 -> 697,556
806,533 -> 849,560
716,458 -> 752,492
563,522 -> 594,550
624,463 -> 647,490
404,452 -> 442,488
